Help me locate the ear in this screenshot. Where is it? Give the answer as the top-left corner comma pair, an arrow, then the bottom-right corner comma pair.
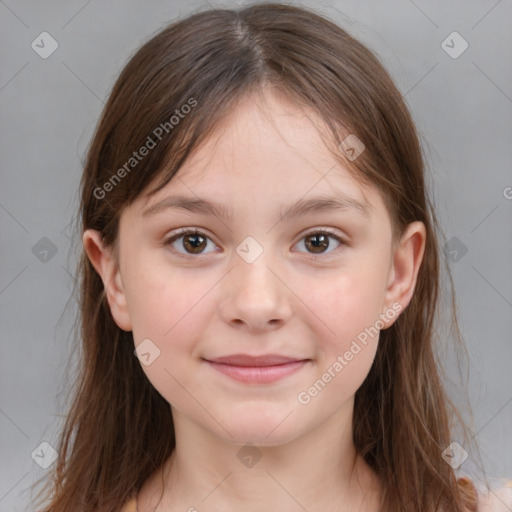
82,229 -> 132,331
381,221 -> 426,329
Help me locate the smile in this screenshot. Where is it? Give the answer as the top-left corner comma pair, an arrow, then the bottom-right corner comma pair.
203,358 -> 310,384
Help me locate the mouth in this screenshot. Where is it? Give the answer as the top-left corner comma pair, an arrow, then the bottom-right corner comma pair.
202,354 -> 311,384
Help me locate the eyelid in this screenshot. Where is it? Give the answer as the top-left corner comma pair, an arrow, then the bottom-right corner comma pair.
162,226 -> 348,258
294,227 -> 348,258
299,226 -> 347,243
162,228 -> 219,258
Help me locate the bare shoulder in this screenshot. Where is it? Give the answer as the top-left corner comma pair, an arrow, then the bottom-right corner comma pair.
477,478 -> 512,512
119,495 -> 137,511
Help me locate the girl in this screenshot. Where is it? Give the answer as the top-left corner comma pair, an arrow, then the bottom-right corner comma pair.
32,2 -> 511,511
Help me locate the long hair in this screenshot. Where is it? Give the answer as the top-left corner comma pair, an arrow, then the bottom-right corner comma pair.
32,3 -> 487,511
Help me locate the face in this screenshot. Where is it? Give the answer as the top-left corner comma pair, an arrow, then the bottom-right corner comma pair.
86,89 -> 425,446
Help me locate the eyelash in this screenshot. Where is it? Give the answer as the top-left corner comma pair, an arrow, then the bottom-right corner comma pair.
162,227 -> 347,259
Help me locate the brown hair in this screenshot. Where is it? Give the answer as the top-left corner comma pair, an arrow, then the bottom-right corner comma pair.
32,2 -> 488,511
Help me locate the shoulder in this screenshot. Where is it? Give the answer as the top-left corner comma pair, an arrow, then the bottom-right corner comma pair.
119,494 -> 137,512
476,478 -> 512,512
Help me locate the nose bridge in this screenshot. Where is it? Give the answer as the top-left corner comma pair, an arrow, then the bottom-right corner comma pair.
218,234 -> 292,330
236,234 -> 267,266
233,234 -> 280,297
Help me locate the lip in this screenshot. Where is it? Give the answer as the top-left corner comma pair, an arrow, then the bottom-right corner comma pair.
207,354 -> 305,366
203,354 -> 310,384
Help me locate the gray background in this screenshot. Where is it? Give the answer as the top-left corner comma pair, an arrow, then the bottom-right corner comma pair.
1,0 -> 511,510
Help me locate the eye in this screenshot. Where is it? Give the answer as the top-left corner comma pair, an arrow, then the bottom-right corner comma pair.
294,229 -> 346,257
163,229 -> 217,257
162,228 -> 347,258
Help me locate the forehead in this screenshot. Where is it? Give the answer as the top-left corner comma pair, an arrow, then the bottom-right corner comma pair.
137,89 -> 385,218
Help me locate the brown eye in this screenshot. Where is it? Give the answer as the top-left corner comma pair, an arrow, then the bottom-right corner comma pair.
163,228 -> 345,259
296,230 -> 345,256
182,232 -> 207,253
163,230 -> 216,256
304,233 -> 330,253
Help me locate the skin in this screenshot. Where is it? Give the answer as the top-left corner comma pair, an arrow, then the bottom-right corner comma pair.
83,88 -> 426,511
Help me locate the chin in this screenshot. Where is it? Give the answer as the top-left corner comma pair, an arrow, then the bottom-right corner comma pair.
218,410 -> 301,447
226,429 -> 297,448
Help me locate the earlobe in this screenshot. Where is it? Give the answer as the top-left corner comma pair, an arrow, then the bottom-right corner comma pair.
381,221 -> 426,328
82,229 -> 132,331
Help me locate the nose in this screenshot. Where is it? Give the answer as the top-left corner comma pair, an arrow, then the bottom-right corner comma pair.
218,252 -> 293,333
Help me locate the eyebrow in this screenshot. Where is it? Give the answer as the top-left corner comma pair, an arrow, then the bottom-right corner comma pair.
142,193 -> 372,221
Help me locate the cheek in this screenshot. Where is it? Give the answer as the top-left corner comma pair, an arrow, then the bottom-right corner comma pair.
295,264 -> 388,353
124,255 -> 215,342
125,296 -> 203,411
123,260 -> 219,399
294,271 -> 384,413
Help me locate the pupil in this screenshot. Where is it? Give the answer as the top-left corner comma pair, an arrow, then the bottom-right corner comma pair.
307,234 -> 328,253
185,234 -> 205,253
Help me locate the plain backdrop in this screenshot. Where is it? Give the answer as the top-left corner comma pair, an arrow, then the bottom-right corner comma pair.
1,0 -> 511,510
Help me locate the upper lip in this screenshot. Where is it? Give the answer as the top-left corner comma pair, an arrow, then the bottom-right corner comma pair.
205,354 -> 308,367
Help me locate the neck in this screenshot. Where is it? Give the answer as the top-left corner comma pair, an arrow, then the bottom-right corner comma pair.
138,400 -> 384,511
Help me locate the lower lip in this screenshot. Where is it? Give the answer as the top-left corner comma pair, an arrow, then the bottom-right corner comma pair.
205,360 -> 308,384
